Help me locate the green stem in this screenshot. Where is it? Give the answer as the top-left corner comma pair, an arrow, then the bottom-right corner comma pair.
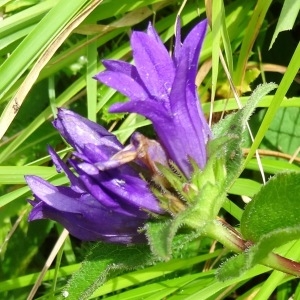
261,252 -> 300,278
191,219 -> 300,277
203,219 -> 247,253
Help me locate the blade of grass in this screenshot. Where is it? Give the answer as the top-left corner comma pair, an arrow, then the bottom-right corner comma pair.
27,229 -> 69,300
86,34 -> 98,122
233,0 -> 272,88
0,0 -> 95,98
207,0 -> 221,126
0,0 -> 102,140
244,43 -> 300,167
0,0 -> 59,39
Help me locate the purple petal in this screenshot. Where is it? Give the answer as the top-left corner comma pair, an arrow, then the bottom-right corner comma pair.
101,60 -> 145,89
26,176 -> 86,213
100,172 -> 162,213
53,108 -> 122,154
48,146 -> 85,194
130,30 -> 175,101
176,19 -> 207,78
71,158 -> 162,215
26,175 -> 147,243
110,98 -> 171,122
29,198 -> 145,243
146,22 -> 162,43
95,19 -> 211,177
173,17 -> 182,64
152,53 -> 210,174
78,172 -> 148,218
96,70 -> 150,101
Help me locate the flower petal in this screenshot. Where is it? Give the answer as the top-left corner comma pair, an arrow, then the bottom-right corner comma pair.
95,69 -> 150,101
177,19 -> 207,79
173,17 -> 182,64
48,146 -> 85,194
101,60 -> 145,88
153,53 -> 209,173
53,108 -> 122,154
78,172 -> 148,217
109,98 -> 171,122
77,165 -> 163,215
130,30 -> 175,100
26,175 -> 147,243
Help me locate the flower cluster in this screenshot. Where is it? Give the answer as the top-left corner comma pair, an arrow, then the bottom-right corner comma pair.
26,109 -> 162,244
95,19 -> 210,176
26,18 -> 211,243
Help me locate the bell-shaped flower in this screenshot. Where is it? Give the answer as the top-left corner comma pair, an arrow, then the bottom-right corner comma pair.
95,19 -> 211,176
26,109 -> 163,243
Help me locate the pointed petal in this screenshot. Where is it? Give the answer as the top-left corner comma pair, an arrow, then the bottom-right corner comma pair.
170,54 -> 209,170
110,98 -> 171,122
101,60 -> 144,87
95,70 -> 150,101
178,19 -> 207,78
53,108 -> 122,153
146,22 -> 161,43
48,146 -> 85,194
26,175 -> 85,213
173,17 -> 182,64
78,173 -> 148,218
130,30 -> 175,100
98,172 -> 162,214
26,175 -> 147,243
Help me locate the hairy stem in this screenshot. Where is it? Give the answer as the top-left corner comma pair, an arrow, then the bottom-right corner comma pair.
200,219 -> 300,277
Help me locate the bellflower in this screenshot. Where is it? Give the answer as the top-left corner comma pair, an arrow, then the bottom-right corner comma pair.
95,19 -> 211,176
26,109 -> 163,244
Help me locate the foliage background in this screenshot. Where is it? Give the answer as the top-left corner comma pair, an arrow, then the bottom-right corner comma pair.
0,0 -> 299,299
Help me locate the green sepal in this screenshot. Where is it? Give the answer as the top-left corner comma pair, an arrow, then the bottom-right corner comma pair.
145,220 -> 174,260
212,83 -> 278,188
155,162 -> 191,203
145,207 -> 210,260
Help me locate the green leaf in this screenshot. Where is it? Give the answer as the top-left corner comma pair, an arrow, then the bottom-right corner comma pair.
92,251 -> 221,298
217,252 -> 248,281
61,242 -> 153,300
256,107 -> 300,156
241,172 -> 300,242
218,172 -> 300,280
213,83 -> 278,138
269,0 -> 300,49
145,216 -> 209,261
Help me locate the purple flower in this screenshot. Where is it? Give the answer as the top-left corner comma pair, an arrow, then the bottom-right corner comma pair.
95,19 -> 211,176
26,109 -> 163,244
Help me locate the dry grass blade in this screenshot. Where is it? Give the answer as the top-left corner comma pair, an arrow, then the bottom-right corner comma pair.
27,229 -> 69,300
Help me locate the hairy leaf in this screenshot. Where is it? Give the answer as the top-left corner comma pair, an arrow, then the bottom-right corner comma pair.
61,242 -> 153,300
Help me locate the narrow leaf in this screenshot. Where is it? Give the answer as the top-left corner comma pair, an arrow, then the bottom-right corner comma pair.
61,242 -> 153,300
269,0 -> 300,49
